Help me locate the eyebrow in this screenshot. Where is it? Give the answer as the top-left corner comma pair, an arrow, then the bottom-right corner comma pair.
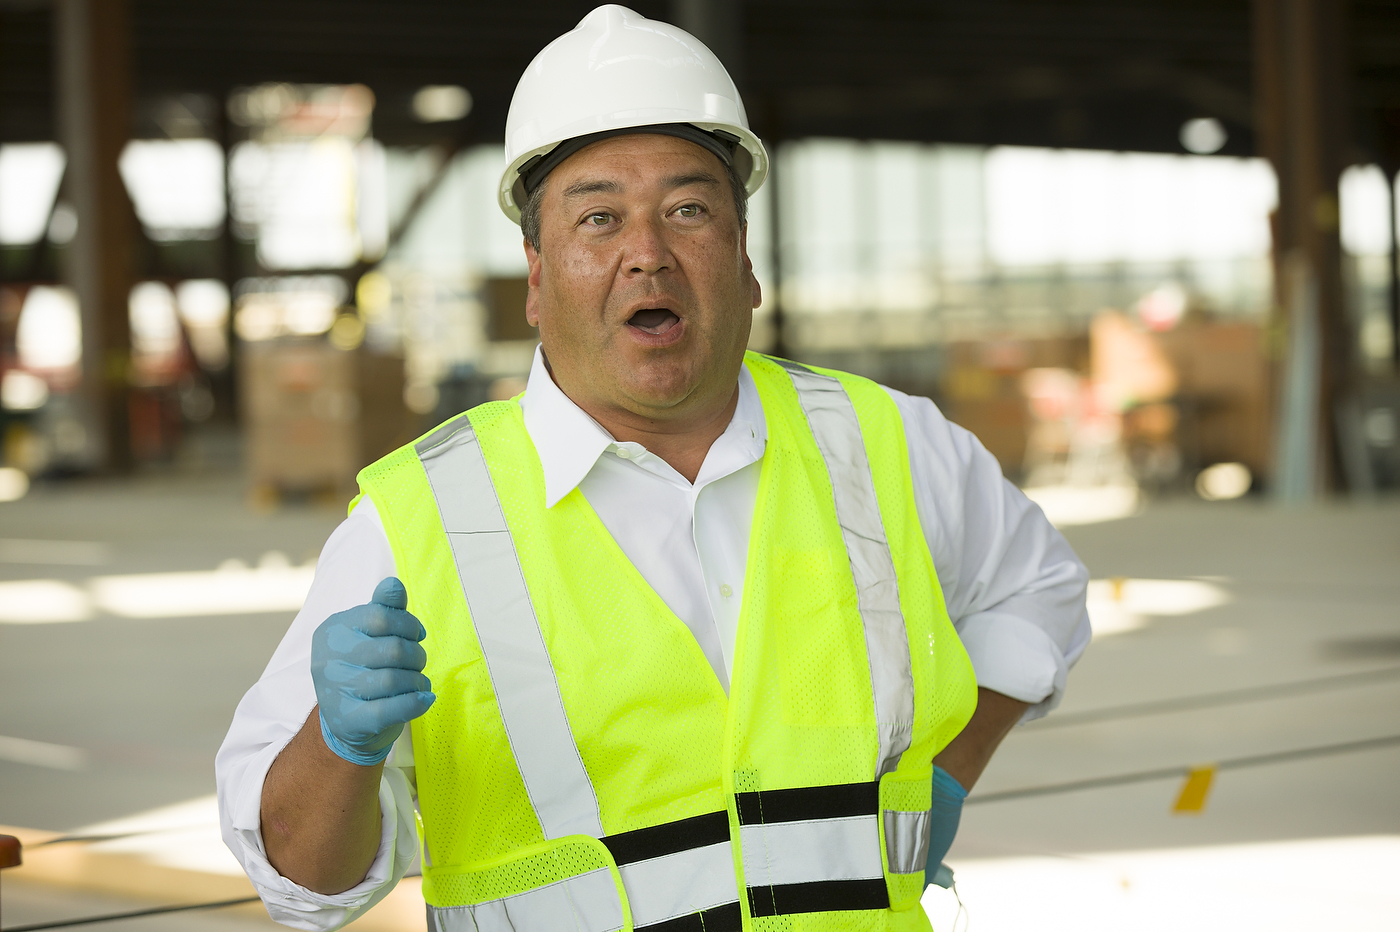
664,171 -> 723,191
561,179 -> 621,200
559,172 -> 723,201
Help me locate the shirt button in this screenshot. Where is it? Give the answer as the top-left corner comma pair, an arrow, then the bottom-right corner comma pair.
616,449 -> 631,459
720,583 -> 733,598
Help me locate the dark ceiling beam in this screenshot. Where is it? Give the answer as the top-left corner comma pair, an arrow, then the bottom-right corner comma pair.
670,0 -> 746,90
0,0 -> 1397,158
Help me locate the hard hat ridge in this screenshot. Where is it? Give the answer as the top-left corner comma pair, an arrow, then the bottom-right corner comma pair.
498,4 -> 769,224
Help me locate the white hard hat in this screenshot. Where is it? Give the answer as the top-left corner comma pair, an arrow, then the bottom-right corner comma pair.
498,4 -> 769,224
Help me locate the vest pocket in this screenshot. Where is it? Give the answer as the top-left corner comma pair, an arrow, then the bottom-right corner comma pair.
878,766 -> 934,911
424,834 -> 630,932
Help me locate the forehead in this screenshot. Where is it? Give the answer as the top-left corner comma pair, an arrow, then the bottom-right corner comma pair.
546,133 -> 727,193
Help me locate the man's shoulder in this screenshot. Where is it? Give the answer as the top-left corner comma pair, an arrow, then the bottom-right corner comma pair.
359,401 -> 525,489
383,401 -> 526,462
747,352 -> 904,417
745,351 -> 888,396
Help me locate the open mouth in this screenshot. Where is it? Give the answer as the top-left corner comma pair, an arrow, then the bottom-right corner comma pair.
627,307 -> 681,335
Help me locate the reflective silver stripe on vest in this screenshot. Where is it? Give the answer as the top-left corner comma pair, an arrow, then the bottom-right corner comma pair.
883,809 -> 932,874
427,868 -> 624,932
619,841 -> 739,927
416,418 -> 604,840
740,815 -> 885,888
775,359 -> 916,779
734,782 -> 889,915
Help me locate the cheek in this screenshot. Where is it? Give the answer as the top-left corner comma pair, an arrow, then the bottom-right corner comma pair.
547,245 -> 617,302
697,238 -> 751,302
535,257 -> 614,343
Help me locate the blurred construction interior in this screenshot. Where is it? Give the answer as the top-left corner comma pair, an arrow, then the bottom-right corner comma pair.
1,1 -> 1400,930
0,0 -> 1397,497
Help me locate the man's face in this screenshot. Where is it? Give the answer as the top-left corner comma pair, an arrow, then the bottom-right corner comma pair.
524,134 -> 761,428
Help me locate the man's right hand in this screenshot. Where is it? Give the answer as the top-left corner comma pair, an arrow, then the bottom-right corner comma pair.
310,576 -> 435,765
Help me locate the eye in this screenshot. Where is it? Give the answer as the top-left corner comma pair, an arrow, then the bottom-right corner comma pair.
586,212 -> 613,227
675,204 -> 702,218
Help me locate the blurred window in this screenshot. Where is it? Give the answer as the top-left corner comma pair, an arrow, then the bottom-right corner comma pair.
389,146 -> 528,277
234,276 -> 346,341
119,140 -> 225,239
774,141 -> 1276,322
231,140 -> 361,270
227,83 -> 381,272
985,147 -> 1276,266
1339,164 -> 1395,257
129,282 -> 182,357
16,286 -> 81,372
0,144 -> 65,245
176,280 -> 231,370
1,370 -> 49,410
357,140 -> 389,261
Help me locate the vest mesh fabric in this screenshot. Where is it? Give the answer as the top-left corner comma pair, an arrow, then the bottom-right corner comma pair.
424,835 -> 617,908
354,355 -> 978,930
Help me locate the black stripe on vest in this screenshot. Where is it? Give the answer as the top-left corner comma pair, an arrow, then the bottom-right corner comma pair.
734,781 -> 880,825
747,879 -> 891,917
636,901 -> 744,932
600,810 -> 731,866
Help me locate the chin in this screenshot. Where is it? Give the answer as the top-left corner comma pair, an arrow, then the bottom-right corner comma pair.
621,372 -> 697,411
626,386 -> 692,412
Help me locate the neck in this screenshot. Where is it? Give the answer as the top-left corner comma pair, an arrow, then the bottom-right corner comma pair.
546,357 -> 739,484
598,387 -> 740,484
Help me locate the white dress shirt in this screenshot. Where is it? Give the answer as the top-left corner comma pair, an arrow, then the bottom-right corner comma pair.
216,347 -> 1091,929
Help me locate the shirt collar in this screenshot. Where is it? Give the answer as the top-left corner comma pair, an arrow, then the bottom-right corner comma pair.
518,345 -> 767,508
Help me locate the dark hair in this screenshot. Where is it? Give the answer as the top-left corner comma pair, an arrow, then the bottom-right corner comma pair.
520,151 -> 749,252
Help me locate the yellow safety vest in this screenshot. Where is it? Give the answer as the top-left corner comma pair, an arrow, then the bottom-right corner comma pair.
354,353 -> 978,932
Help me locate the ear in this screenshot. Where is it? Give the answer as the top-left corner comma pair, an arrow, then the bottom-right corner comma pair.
524,237 -> 543,327
740,224 -> 762,310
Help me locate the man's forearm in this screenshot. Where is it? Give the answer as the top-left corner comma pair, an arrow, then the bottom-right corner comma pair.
260,706 -> 384,894
933,687 -> 1029,790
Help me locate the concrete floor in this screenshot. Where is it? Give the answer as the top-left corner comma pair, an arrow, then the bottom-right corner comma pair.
1,470 -> 1398,928
0,471 -> 343,832
963,498 -> 1400,858
0,881 -> 286,932
932,495 -> 1400,931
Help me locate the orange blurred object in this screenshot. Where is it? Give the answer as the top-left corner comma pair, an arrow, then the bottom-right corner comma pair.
1091,310 -> 1178,412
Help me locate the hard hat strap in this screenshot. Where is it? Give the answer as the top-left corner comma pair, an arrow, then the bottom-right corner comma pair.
520,123 -> 741,196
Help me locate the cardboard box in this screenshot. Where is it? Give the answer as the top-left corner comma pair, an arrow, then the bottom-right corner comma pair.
239,339 -> 408,496
1154,322 -> 1271,476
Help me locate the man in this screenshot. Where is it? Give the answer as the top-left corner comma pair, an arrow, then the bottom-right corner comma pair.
217,7 -> 1090,931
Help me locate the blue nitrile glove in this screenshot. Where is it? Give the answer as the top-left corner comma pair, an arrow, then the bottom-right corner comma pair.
924,764 -> 968,889
311,577 -> 435,765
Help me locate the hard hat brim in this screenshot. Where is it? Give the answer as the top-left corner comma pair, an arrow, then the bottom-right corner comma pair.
499,122 -> 768,226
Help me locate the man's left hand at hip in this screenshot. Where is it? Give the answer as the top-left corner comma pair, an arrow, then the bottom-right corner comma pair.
925,764 -> 967,889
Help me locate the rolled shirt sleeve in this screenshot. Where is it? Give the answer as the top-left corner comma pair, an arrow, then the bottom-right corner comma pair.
887,387 -> 1092,722
215,497 -> 417,930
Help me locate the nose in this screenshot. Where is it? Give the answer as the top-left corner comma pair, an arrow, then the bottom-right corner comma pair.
621,214 -> 674,276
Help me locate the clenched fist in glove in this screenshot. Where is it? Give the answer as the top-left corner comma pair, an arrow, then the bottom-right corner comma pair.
311,577 -> 436,765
